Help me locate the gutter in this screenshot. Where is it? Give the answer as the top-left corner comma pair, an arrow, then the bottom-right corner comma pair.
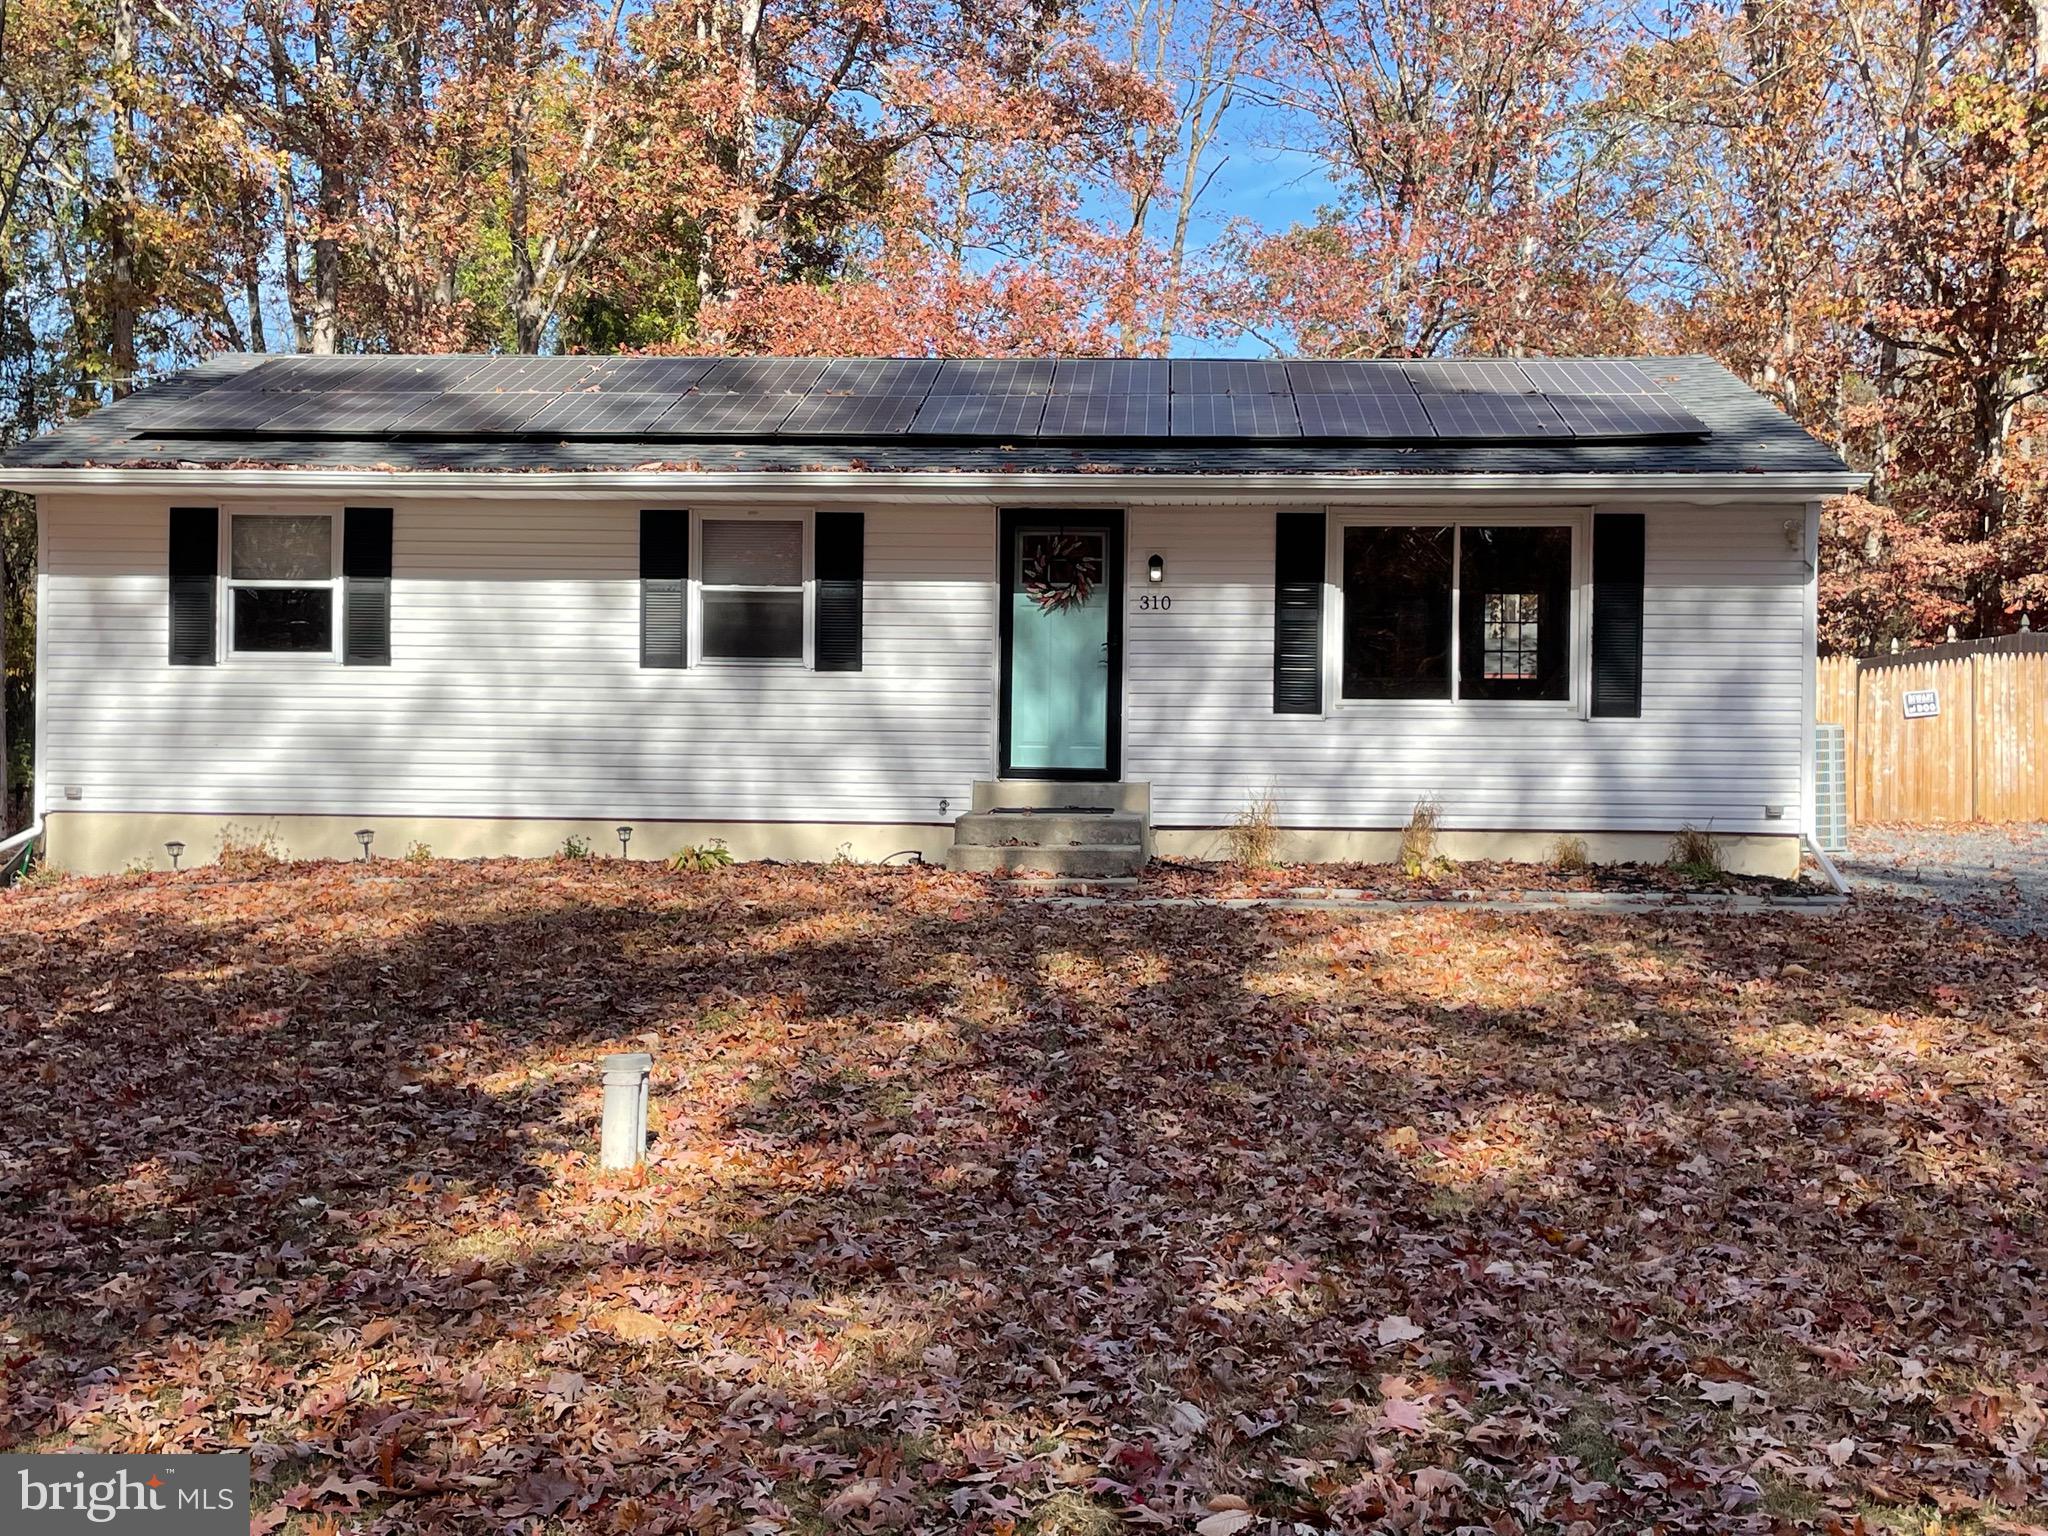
0,467 -> 1868,502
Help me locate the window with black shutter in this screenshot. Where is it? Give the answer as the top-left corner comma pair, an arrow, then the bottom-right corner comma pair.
168,506 -> 219,666
813,512 -> 863,671
1330,516 -> 1584,707
343,507 -> 392,666
1591,513 -> 1646,717
640,510 -> 688,668
1274,511 -> 1325,714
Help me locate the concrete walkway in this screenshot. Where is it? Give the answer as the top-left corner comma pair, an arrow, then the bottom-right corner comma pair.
1016,889 -> 1849,915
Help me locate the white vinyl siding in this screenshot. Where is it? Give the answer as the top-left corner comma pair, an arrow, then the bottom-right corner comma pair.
37,493 -> 1806,838
38,496 -> 994,824
1125,503 -> 1807,834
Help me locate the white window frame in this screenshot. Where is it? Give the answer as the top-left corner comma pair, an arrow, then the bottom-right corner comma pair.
1324,508 -> 1591,719
689,508 -> 815,669
221,508 -> 343,663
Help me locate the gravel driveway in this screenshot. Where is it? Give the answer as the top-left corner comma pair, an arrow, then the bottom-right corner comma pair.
1838,822 -> 2048,936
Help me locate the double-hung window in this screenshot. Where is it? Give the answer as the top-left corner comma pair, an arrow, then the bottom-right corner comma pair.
698,516 -> 807,662
227,512 -> 338,656
1337,517 -> 1578,704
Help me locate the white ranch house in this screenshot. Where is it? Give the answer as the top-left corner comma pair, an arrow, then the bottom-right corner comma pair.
0,354 -> 1860,877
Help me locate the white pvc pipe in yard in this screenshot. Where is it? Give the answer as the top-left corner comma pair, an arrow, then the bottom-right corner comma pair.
1803,832 -> 1850,896
0,815 -> 44,876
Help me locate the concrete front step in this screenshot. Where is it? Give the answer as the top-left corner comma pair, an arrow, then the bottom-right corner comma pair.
970,780 -> 1149,814
945,843 -> 1148,879
952,810 -> 1146,849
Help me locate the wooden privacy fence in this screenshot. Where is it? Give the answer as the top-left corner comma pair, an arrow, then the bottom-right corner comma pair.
1817,649 -> 2048,823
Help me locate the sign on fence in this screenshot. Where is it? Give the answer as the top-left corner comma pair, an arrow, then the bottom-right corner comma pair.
1903,688 -> 1940,718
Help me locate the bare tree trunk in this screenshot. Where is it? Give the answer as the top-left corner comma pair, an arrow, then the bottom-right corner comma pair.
307,0 -> 341,353
708,0 -> 767,314
310,162 -> 342,352
108,0 -> 140,395
1969,373 -> 2012,636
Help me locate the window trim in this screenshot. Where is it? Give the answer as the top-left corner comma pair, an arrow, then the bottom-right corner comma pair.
1324,508 -> 1591,718
688,508 -> 815,668
220,509 -> 343,663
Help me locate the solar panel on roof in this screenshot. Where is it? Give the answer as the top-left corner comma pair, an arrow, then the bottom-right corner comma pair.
1515,359 -> 1659,394
1416,390 -> 1568,437
1170,360 -> 1291,395
1049,359 -> 1170,396
1284,360 -> 1417,395
136,388 -> 290,432
223,356 -> 491,393
930,358 -> 1058,394
1404,359 -> 1537,394
1038,394 -> 1170,436
1294,393 -> 1437,439
696,358 -> 827,394
578,357 -> 716,392
652,392 -> 801,434
778,392 -> 927,436
520,392 -> 686,435
246,391 -> 432,434
910,393 -> 1047,436
1170,394 -> 1300,438
451,357 -> 599,392
1545,393 -> 1706,438
812,359 -> 941,395
391,392 -> 551,433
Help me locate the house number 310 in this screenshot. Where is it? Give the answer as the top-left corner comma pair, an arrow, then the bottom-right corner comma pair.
1137,594 -> 1172,611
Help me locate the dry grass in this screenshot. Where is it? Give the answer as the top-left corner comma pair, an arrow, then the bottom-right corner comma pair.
1667,823 -> 1724,876
1399,794 -> 1449,878
1223,788 -> 1280,868
1549,834 -> 1592,874
214,821 -> 285,875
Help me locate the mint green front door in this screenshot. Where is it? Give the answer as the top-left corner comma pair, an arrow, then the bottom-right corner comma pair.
1001,516 -> 1121,779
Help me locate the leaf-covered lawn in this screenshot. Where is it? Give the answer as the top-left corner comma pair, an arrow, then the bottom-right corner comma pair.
1,860 -> 2044,1535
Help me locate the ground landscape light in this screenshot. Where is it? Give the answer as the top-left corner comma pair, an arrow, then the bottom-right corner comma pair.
165,840 -> 184,871
355,828 -> 374,860
618,825 -> 633,858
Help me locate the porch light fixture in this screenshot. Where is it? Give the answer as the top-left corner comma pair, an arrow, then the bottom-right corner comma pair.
1147,554 -> 1165,584
355,828 -> 374,861
617,825 -> 633,858
165,840 -> 184,871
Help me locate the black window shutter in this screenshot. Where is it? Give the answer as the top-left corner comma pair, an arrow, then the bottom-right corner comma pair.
640,510 -> 688,668
814,511 -> 864,672
343,507 -> 393,666
1591,512 -> 1646,718
1274,511 -> 1325,714
168,506 -> 218,666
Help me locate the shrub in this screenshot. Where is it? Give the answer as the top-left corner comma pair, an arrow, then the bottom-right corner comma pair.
404,840 -> 433,864
1667,824 -> 1724,879
1550,835 -> 1591,874
17,855 -> 67,889
1223,789 -> 1280,869
217,823 -> 284,874
1400,796 -> 1452,879
672,839 -> 734,873
557,835 -> 593,860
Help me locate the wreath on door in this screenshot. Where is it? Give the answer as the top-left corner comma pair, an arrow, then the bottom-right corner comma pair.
1021,532 -> 1103,613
